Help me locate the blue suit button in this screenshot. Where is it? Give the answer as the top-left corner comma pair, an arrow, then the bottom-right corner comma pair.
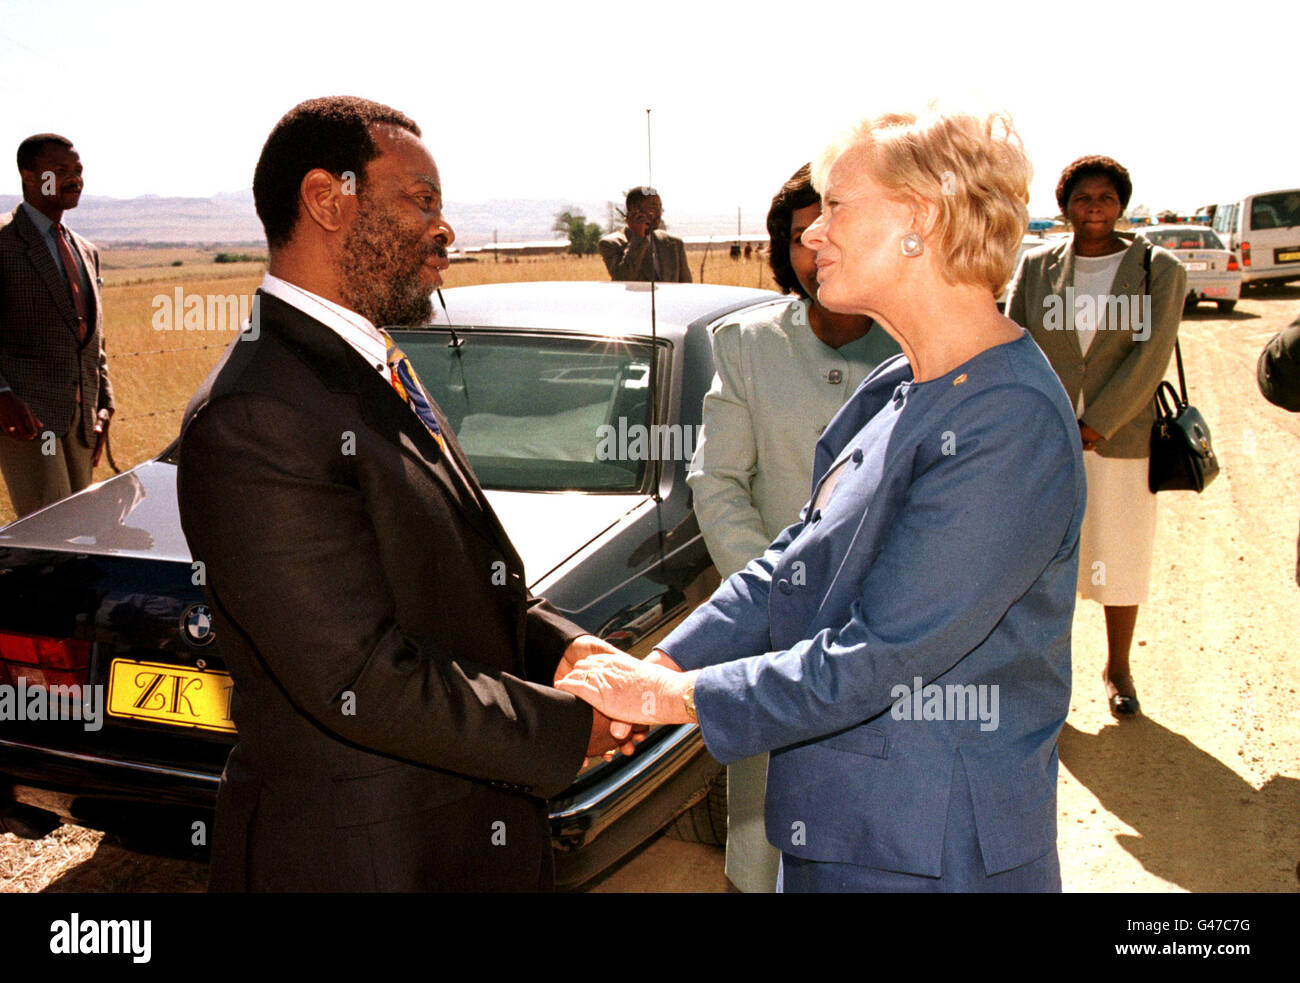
777,579 -> 793,595
852,448 -> 864,464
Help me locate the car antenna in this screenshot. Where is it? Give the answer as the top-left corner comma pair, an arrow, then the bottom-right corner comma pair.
436,286 -> 470,404
646,107 -> 662,503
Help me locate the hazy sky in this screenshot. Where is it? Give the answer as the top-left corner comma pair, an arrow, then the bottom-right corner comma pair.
2,0 -> 1295,227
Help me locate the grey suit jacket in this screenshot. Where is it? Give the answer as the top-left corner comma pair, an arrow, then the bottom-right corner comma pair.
1005,232 -> 1185,458
0,205 -> 113,443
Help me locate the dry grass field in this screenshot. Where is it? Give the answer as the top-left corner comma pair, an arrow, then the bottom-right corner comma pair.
2,247 -> 1297,894
0,245 -> 776,524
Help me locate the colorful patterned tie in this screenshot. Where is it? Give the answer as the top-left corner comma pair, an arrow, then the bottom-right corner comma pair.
381,330 -> 445,453
52,223 -> 89,344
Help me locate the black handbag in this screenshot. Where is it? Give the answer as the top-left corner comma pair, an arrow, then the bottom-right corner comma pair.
1137,239 -> 1220,493
1148,340 -> 1219,492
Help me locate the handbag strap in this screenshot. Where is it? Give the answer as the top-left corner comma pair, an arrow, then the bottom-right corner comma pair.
1153,379 -> 1182,418
1173,338 -> 1188,403
1143,238 -> 1188,403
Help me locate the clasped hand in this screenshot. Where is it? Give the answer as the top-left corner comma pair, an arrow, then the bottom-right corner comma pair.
555,639 -> 696,761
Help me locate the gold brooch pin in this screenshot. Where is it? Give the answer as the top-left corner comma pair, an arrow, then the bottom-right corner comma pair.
953,374 -> 968,386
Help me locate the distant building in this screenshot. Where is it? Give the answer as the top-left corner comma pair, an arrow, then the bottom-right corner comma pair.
457,238 -> 570,258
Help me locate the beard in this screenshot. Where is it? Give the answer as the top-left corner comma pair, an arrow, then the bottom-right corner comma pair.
336,195 -> 440,328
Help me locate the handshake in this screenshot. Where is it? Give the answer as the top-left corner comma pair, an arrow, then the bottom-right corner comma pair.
553,635 -> 700,765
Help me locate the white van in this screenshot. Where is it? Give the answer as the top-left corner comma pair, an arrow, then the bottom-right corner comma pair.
1211,189 -> 1300,286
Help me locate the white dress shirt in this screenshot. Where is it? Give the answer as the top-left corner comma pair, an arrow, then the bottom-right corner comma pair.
259,273 -> 390,379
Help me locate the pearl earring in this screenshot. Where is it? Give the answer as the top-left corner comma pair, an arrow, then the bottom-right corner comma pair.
901,233 -> 924,257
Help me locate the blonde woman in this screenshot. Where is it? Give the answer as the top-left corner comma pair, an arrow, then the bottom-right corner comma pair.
559,109 -> 1085,892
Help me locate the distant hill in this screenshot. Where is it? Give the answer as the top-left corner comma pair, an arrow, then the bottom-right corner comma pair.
0,191 -> 765,248
0,191 -> 265,245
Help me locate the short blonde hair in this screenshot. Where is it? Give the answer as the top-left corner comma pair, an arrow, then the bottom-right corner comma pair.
812,109 -> 1031,296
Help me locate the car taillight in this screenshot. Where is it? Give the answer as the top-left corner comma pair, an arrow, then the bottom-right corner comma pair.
1226,254 -> 1240,271
1241,242 -> 1251,267
0,631 -> 91,690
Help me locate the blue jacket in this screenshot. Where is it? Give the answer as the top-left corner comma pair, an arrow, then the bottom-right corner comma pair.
660,331 -> 1085,877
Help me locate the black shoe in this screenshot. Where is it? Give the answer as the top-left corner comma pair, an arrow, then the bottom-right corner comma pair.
1108,692 -> 1141,719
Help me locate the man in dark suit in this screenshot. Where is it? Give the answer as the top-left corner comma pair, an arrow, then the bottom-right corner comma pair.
177,96 -> 632,891
0,134 -> 114,518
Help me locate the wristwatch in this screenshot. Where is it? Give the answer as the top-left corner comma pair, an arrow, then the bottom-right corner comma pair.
681,679 -> 697,723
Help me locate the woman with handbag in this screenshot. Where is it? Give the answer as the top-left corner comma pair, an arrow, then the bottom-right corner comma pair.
1005,155 -> 1186,719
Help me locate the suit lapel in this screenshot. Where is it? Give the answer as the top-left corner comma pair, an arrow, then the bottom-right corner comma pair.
13,207 -> 81,339
1046,239 -> 1072,298
256,292 -> 510,558
422,393 -> 526,571
1105,236 -> 1146,307
1034,241 -> 1081,372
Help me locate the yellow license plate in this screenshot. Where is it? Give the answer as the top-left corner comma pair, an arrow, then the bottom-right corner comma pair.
1277,250 -> 1300,263
107,658 -> 236,733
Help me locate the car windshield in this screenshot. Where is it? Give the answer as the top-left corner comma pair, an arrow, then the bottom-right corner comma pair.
1146,229 -> 1222,250
392,330 -> 657,492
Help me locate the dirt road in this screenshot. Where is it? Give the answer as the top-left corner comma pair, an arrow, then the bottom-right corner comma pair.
3,287 -> 1298,893
1055,286 -> 1300,892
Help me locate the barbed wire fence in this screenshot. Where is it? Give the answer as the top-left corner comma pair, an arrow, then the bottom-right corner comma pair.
106,341 -> 231,425
94,339 -> 238,474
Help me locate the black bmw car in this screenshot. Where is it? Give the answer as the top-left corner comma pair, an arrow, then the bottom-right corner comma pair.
0,281 -> 785,889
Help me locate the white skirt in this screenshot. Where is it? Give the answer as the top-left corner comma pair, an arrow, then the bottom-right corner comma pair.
1076,453 -> 1158,605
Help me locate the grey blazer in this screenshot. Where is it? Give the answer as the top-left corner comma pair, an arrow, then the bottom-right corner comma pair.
0,205 -> 113,443
1005,232 -> 1185,458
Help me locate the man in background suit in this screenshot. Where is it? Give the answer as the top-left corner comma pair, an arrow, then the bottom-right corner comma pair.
598,186 -> 692,282
0,134 -> 114,518
177,96 -> 633,891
